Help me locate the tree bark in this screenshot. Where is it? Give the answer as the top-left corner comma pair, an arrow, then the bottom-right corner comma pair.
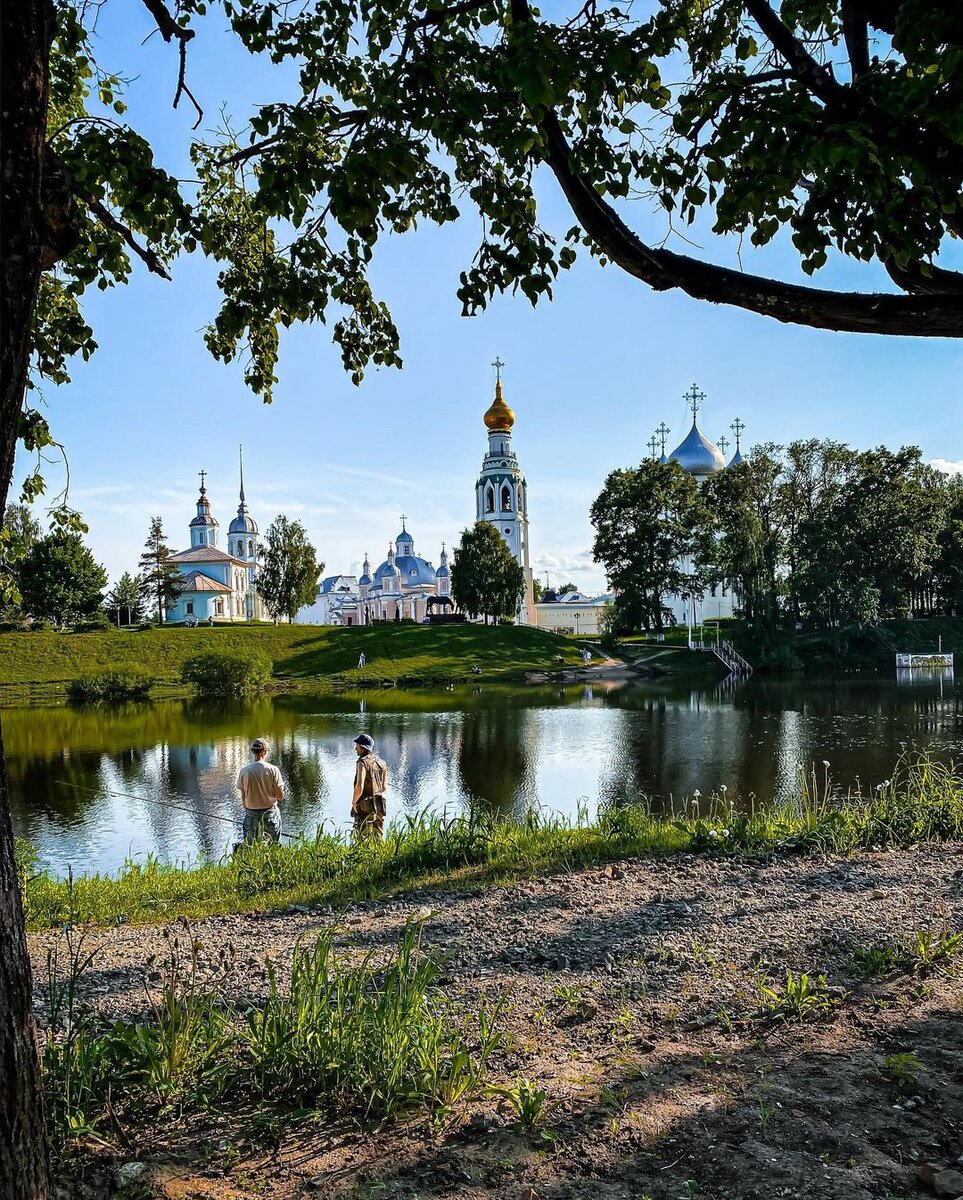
1,0 -> 56,1194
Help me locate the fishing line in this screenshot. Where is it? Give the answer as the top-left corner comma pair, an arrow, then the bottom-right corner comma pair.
56,779 -> 297,840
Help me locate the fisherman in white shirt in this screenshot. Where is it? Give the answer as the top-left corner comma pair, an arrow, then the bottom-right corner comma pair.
235,737 -> 285,843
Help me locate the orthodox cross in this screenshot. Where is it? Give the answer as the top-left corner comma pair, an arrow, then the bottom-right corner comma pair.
399,513 -> 408,528
198,468 -> 207,493
731,417 -> 745,452
718,436 -> 730,457
492,356 -> 505,381
656,421 -> 670,456
683,383 -> 706,419
647,435 -> 659,459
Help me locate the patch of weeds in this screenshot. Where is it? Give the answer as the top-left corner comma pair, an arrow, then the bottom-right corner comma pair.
852,944 -> 905,978
878,1051 -> 924,1092
851,929 -> 961,980
756,971 -> 839,1021
551,982 -> 586,1009
489,1077 -> 552,1130
43,919 -> 500,1151
905,929 -> 962,972
756,1097 -> 777,1136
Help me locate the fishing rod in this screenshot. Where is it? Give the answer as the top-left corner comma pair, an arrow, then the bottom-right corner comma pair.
56,779 -> 298,840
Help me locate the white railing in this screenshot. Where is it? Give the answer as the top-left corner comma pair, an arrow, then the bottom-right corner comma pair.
710,639 -> 753,676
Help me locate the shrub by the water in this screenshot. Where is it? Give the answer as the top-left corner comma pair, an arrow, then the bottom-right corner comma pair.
66,670 -> 155,702
180,650 -> 271,696
71,614 -> 110,633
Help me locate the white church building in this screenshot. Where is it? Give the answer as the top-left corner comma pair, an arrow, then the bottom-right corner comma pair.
165,455 -> 267,624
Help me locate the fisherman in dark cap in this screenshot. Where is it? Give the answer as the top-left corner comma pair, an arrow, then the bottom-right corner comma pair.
351,733 -> 388,837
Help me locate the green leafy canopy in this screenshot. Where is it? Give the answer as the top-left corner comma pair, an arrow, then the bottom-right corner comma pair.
35,0 -> 963,453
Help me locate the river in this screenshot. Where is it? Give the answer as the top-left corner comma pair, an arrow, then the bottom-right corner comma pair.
6,670 -> 962,877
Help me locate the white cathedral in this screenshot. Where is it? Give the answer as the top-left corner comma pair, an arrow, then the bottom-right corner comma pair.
165,454 -> 268,624
298,370 -> 536,626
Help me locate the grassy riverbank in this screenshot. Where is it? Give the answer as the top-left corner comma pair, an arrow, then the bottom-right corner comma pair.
19,756 -> 963,931
0,623 -> 586,701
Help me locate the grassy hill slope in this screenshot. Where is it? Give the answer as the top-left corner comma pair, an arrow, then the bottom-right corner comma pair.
0,623 -> 584,692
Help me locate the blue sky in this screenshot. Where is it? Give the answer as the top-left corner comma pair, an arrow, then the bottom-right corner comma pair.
21,5 -> 963,593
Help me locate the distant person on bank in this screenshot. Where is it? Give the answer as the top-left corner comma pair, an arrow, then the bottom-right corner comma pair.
236,738 -> 285,843
351,733 -> 388,837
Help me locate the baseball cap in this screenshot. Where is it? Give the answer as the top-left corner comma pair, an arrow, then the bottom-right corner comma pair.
251,738 -> 268,752
353,733 -> 374,750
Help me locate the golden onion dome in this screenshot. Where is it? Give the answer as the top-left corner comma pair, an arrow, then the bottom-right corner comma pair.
483,380 -> 515,432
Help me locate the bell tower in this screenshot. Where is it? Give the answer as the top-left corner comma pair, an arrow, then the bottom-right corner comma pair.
475,360 -> 535,624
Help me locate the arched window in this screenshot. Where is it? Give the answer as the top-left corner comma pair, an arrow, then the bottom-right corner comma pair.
501,484 -> 512,511
248,539 -> 254,557
485,485 -> 495,514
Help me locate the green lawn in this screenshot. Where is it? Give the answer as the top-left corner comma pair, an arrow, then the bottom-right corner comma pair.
0,623 -> 584,694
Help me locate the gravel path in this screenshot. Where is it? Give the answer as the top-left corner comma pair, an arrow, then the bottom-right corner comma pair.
35,844 -> 963,1200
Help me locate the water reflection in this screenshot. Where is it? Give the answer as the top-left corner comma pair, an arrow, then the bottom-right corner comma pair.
5,670 -> 963,877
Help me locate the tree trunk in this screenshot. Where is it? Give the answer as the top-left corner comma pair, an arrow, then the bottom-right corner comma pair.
0,742 -> 48,1199
1,0 -> 56,1193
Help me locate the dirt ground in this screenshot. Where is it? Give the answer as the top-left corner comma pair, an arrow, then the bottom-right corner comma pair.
34,843 -> 963,1200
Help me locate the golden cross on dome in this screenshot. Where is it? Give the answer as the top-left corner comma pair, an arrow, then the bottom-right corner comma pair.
683,383 -> 706,420
491,356 -> 505,381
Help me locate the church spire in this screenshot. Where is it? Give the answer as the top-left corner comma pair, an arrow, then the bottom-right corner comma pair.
239,444 -> 246,503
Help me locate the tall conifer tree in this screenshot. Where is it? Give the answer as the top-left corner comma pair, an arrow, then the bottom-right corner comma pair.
138,518 -> 180,624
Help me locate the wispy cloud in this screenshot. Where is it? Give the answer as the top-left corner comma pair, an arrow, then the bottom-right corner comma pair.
932,458 -> 963,476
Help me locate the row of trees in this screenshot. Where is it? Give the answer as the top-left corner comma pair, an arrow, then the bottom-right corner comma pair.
1,509 -> 322,627
591,442 -> 963,642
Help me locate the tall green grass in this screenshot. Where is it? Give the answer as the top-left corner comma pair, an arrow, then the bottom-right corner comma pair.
41,920 -> 499,1148
20,754 -> 963,932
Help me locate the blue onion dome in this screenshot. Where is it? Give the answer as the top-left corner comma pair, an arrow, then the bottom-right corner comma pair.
378,546 -> 401,579
394,555 -> 437,585
668,420 -> 726,476
436,562 -> 450,578
728,449 -> 744,467
228,506 -> 258,535
358,553 -> 372,586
